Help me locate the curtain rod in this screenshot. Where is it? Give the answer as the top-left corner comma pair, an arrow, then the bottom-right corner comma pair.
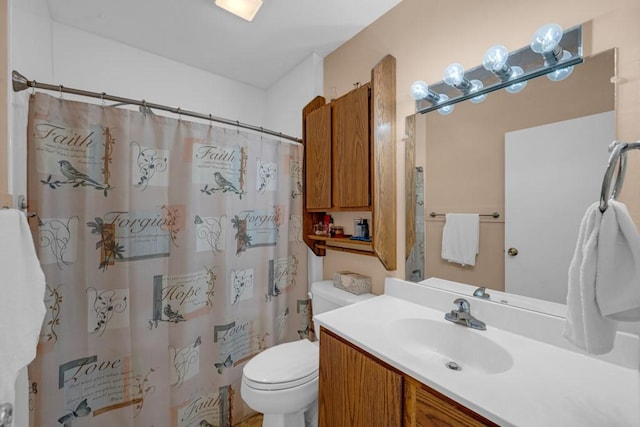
11,70 -> 302,144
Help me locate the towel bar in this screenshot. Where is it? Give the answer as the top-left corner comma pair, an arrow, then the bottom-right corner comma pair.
429,211 -> 500,219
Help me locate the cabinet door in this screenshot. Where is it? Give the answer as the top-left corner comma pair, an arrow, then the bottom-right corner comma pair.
319,329 -> 403,427
305,103 -> 332,210
404,377 -> 497,427
332,84 -> 371,209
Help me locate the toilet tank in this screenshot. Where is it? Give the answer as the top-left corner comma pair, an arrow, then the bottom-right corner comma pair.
311,280 -> 375,316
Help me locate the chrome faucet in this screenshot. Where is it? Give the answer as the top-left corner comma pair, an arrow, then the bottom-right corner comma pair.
445,298 -> 486,330
473,286 -> 491,299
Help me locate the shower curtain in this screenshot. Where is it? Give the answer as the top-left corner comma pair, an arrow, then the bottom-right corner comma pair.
26,92 -> 309,426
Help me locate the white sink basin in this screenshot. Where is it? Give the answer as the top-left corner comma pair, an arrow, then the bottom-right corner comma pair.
387,318 -> 514,374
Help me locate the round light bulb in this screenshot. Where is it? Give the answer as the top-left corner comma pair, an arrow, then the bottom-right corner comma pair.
443,63 -> 465,87
437,94 -> 454,115
505,66 -> 527,94
482,45 -> 509,71
410,80 -> 429,101
547,50 -> 574,81
530,23 -> 563,54
469,80 -> 487,103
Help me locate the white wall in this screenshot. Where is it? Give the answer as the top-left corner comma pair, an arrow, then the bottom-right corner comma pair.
266,52 -> 323,137
265,52 -> 325,286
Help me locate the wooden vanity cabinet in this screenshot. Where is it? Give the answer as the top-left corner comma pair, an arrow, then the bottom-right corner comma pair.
404,377 -> 497,427
318,328 -> 403,426
319,328 -> 498,427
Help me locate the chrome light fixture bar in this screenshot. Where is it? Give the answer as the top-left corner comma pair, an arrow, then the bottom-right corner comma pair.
413,24 -> 582,115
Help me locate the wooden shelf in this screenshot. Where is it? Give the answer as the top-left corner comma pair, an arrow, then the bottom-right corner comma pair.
307,235 -> 371,245
307,235 -> 375,256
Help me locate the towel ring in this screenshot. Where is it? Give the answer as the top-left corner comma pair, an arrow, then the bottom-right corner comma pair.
599,142 -> 627,213
599,141 -> 640,212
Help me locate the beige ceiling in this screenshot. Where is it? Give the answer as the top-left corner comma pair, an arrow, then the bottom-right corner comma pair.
41,0 -> 402,89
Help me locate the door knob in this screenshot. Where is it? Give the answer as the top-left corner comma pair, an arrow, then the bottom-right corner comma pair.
507,247 -> 518,256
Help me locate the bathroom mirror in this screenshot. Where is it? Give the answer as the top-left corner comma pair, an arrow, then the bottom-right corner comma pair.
406,48 -> 616,307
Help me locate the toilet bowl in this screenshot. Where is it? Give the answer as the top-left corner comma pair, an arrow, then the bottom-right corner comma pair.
240,280 -> 375,427
241,339 -> 319,427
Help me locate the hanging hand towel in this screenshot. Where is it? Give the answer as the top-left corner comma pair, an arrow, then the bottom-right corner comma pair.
596,200 -> 640,321
0,210 -> 46,419
564,202 -> 615,354
441,213 -> 480,266
564,201 -> 640,355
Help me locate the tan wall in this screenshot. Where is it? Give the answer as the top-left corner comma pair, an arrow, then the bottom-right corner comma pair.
323,0 -> 640,295
0,0 -> 9,207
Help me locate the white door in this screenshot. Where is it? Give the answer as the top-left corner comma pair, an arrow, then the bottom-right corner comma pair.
504,111 -> 614,303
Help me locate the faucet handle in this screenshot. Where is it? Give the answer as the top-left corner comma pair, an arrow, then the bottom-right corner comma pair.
473,286 -> 491,299
453,298 -> 470,312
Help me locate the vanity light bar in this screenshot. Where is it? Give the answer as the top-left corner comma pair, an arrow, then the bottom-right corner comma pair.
412,24 -> 582,115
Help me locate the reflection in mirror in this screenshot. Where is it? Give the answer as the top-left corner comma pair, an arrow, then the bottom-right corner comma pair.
406,49 -> 616,308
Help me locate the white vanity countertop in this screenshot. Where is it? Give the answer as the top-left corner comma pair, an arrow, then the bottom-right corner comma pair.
314,293 -> 640,426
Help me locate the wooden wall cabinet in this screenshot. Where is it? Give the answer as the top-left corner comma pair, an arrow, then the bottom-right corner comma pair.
319,328 -> 498,427
302,55 -> 396,270
332,83 -> 372,209
305,83 -> 371,211
305,102 -> 333,210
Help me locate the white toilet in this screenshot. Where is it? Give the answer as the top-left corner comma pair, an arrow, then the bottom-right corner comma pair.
241,280 -> 375,427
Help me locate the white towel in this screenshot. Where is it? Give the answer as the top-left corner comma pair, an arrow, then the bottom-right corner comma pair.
0,210 -> 46,421
441,213 -> 479,266
596,201 -> 640,321
564,201 -> 640,354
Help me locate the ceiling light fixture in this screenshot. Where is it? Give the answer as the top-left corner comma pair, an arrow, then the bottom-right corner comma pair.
215,0 -> 263,22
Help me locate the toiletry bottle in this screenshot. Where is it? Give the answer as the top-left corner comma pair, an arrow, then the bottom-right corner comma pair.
361,219 -> 369,239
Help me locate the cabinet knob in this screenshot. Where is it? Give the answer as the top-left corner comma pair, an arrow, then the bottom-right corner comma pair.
507,247 -> 519,257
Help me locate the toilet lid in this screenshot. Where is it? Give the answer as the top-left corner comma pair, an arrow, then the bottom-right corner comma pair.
243,339 -> 319,391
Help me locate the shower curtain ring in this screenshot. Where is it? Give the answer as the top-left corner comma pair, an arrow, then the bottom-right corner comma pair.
31,80 -> 36,95
209,114 -> 213,127
142,100 -> 148,116
236,120 -> 240,134
58,85 -> 64,99
100,92 -> 106,107
177,107 -> 182,121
